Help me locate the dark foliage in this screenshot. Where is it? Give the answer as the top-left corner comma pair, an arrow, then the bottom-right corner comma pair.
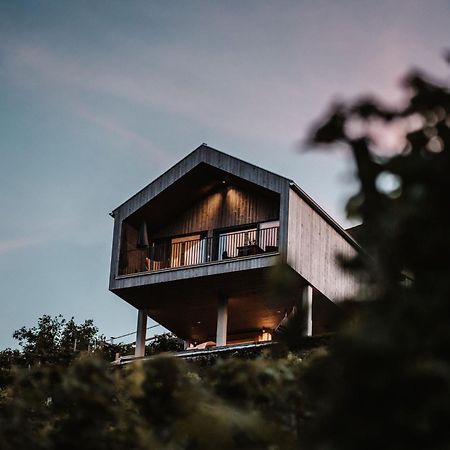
0,315 -> 132,385
0,354 -> 302,449
146,332 -> 184,355
302,66 -> 450,450
12,315 -> 100,366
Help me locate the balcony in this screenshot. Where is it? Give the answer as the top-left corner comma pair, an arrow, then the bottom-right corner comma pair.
118,225 -> 279,276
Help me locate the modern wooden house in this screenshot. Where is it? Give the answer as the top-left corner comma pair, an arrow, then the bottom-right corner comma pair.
109,144 -> 360,356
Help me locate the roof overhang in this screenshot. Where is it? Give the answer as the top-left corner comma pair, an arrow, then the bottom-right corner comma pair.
124,161 -> 280,232
111,144 -> 290,222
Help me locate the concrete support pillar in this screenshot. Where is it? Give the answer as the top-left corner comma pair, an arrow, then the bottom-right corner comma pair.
216,295 -> 228,347
302,285 -> 313,336
135,309 -> 147,357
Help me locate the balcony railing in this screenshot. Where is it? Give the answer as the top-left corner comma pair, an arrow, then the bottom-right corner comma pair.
119,226 -> 279,275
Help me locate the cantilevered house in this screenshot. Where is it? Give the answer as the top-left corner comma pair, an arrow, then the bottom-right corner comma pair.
109,144 -> 359,356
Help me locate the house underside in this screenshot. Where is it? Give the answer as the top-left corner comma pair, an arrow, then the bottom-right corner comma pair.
114,265 -> 339,345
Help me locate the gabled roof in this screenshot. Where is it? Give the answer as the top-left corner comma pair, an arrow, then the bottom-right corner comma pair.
110,143 -> 360,250
111,144 -> 291,219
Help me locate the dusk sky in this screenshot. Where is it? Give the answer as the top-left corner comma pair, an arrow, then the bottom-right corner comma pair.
1,1 -> 449,348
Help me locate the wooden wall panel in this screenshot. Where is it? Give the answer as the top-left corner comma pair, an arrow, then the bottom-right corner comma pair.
287,188 -> 359,302
117,222 -> 142,275
151,186 -> 279,239
109,207 -> 122,288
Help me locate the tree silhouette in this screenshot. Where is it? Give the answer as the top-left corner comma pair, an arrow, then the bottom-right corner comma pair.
301,65 -> 450,450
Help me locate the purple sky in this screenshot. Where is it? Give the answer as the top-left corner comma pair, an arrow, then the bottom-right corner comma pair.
0,0 -> 449,348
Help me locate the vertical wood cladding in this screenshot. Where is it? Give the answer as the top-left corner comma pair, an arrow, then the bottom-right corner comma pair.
151,186 -> 279,238
287,188 -> 359,302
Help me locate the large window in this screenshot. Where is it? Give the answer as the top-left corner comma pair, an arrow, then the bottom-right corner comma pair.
119,220 -> 280,275
259,220 -> 279,251
218,227 -> 258,260
170,234 -> 206,267
217,220 -> 279,260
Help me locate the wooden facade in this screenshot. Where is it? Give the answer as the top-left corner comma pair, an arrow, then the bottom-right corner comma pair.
109,144 -> 361,349
287,186 -> 359,302
151,185 -> 279,239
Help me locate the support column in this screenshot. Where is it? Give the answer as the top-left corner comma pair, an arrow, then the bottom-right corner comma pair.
302,285 -> 313,336
216,295 -> 228,347
135,309 -> 147,357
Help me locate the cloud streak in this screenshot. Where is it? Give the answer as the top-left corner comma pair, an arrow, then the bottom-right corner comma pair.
7,9 -> 447,153
73,105 -> 172,166
0,236 -> 42,256
7,42 -> 306,144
